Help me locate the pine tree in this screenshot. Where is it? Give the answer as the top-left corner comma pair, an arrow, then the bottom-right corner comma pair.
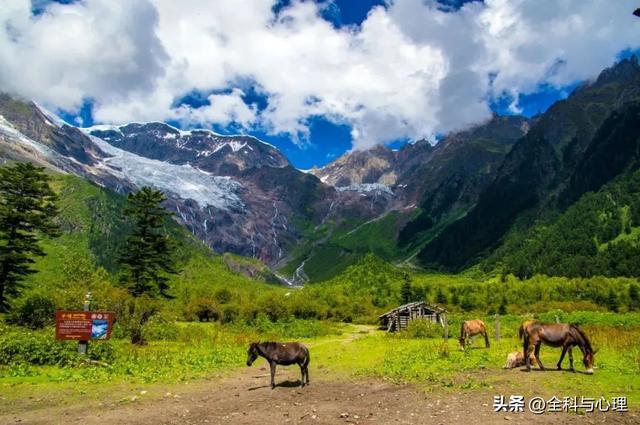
118,187 -> 176,298
605,288 -> 619,312
400,273 -> 413,304
0,163 -> 59,311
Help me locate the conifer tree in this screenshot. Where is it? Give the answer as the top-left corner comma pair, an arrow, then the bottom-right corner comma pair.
0,163 -> 59,311
400,273 -> 413,304
118,187 -> 176,298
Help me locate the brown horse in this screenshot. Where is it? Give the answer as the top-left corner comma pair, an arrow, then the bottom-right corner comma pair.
519,321 -> 595,374
246,342 -> 310,389
459,319 -> 490,350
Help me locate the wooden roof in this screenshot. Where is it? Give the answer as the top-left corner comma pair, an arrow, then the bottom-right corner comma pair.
379,301 -> 447,318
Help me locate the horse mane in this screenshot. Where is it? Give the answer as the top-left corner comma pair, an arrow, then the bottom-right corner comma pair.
571,325 -> 594,353
259,341 -> 279,351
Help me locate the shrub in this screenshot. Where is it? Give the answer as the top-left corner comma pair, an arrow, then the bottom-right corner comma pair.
221,304 -> 240,324
214,288 -> 232,304
186,297 -> 220,322
7,294 -> 56,329
0,329 -> 115,366
402,319 -> 444,339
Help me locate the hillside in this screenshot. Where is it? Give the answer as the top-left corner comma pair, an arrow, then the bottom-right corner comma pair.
283,115 -> 528,281
418,57 -> 640,273
19,172 -> 281,310
485,168 -> 640,279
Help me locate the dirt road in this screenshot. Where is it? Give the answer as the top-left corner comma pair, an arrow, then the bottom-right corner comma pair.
1,328 -> 636,425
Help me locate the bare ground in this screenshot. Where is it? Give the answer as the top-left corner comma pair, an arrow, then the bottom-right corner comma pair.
1,362 -> 637,425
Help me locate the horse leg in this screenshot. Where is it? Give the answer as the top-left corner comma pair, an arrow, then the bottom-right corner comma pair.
299,363 -> 305,387
269,361 -> 277,389
534,342 -> 545,371
524,335 -> 531,371
557,345 -> 568,370
568,347 -> 575,372
484,331 -> 490,348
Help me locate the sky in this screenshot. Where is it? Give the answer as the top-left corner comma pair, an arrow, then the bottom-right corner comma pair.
1,1 -> 639,169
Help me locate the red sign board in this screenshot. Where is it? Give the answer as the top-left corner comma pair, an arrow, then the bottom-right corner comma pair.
55,311 -> 115,341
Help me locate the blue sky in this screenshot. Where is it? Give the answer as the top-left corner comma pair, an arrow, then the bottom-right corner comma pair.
24,1 -> 640,169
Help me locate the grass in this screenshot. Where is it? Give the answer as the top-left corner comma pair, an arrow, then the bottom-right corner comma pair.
311,323 -> 640,405
2,316 -> 638,410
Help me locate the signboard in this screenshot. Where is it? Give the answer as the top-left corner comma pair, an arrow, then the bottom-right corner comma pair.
55,311 -> 115,341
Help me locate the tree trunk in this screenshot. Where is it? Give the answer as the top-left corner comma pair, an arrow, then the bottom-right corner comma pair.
130,327 -> 146,345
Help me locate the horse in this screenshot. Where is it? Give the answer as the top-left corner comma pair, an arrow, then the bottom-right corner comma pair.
459,319 -> 490,350
519,320 -> 596,374
246,342 -> 310,389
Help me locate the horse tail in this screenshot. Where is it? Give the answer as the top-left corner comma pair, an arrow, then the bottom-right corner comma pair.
305,347 -> 311,367
518,323 -> 524,340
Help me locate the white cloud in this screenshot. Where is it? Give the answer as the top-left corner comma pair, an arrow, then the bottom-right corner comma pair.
0,0 -> 638,150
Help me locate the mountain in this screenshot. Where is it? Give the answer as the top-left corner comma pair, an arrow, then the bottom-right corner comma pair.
287,114 -> 529,280
418,56 -> 640,272
2,57 -> 639,283
21,172 -> 279,307
0,95 -> 389,277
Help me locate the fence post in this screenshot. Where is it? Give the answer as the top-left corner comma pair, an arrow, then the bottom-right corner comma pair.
443,314 -> 449,341
495,313 -> 500,342
555,315 -> 560,324
78,292 -> 92,355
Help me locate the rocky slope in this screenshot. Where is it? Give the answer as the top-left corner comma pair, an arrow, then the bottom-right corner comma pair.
0,95 -> 390,274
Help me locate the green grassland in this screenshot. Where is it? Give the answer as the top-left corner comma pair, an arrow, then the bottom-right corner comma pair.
2,314 -> 638,408
2,169 -> 640,412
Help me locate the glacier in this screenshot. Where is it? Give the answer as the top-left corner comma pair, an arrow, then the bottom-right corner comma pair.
89,135 -> 245,211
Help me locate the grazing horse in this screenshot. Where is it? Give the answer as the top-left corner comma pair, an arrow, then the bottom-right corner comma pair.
519,321 -> 595,374
246,342 -> 310,389
459,319 -> 490,350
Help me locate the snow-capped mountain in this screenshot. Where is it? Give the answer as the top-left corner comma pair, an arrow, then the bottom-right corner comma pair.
86,122 -> 289,175
0,93 -> 389,273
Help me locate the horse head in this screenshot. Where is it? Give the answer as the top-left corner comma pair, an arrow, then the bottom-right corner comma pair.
583,348 -> 597,374
246,342 -> 259,366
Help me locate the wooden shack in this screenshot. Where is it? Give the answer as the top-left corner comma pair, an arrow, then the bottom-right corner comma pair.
379,301 -> 447,332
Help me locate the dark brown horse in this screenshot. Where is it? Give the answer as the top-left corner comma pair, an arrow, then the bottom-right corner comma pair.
246,342 -> 310,389
459,319 -> 490,350
519,320 -> 595,374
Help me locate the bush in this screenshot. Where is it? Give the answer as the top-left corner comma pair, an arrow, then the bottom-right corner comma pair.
221,304 -> 240,324
0,329 -> 115,366
401,319 -> 444,339
185,297 -> 220,322
7,294 -> 56,329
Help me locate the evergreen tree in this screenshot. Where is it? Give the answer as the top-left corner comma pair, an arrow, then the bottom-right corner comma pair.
400,273 -> 413,304
605,288 -> 619,312
0,163 -> 59,311
118,187 -> 176,298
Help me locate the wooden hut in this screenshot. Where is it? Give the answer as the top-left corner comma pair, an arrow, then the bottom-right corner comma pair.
379,301 -> 447,332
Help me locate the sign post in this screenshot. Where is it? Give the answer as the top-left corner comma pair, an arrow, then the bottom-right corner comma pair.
55,293 -> 114,354
78,292 -> 91,354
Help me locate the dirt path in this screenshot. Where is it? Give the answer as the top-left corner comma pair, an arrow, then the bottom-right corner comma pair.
1,327 -> 636,425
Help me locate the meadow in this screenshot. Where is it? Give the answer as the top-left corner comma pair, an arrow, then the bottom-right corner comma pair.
1,312 -> 638,411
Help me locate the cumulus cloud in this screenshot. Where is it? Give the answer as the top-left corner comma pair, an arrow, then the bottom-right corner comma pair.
0,0 -> 638,150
